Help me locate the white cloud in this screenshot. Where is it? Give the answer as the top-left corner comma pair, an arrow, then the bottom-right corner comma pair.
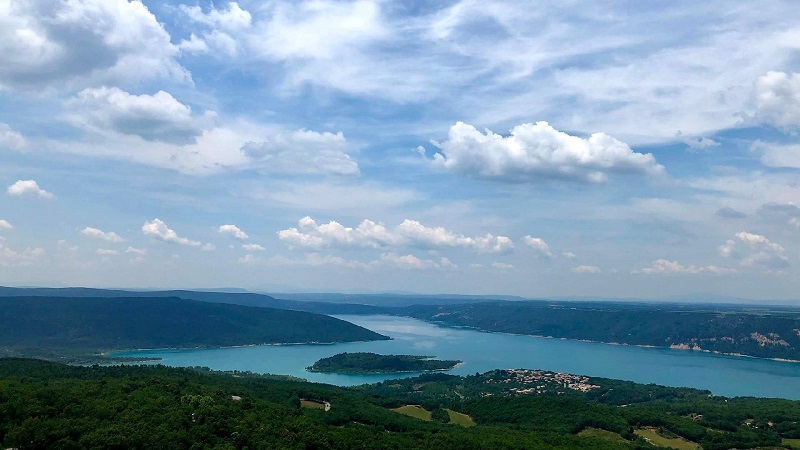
380,253 -> 455,270
562,251 -> 576,260
124,246 -> 146,256
0,220 -> 12,230
681,135 -> 720,151
754,71 -> 800,130
523,235 -> 552,257
278,216 -> 513,253
241,129 -> 359,176
719,231 -> 789,270
7,180 -> 54,199
572,265 -> 601,274
178,33 -> 210,54
0,0 -> 186,90
790,217 -> 800,228
636,259 -> 736,275
65,87 -> 206,144
218,224 -> 249,240
242,243 -> 265,251
81,226 -> 125,243
96,248 -> 119,255
752,142 -> 800,169
0,123 -> 26,151
491,262 -> 515,270
142,219 -> 201,246
0,237 -> 44,266
201,243 -> 216,251
179,2 -> 251,57
429,121 -> 664,183
239,254 -> 261,265
181,2 -> 252,31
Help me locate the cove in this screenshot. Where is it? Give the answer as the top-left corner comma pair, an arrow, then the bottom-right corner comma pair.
116,314 -> 800,399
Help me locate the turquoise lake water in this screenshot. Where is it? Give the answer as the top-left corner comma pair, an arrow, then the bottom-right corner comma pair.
117,314 -> 800,399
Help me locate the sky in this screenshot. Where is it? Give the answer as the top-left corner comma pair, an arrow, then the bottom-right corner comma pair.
1,0 -> 800,300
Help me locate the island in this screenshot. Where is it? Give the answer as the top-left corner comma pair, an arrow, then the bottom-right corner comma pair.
307,352 -> 461,374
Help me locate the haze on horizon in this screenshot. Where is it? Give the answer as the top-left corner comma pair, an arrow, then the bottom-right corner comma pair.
1,0 -> 800,301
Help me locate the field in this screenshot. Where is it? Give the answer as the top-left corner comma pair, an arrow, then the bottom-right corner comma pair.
445,409 -> 476,427
784,438 -> 800,449
577,427 -> 628,444
634,427 -> 700,450
391,405 -> 432,421
300,400 -> 329,411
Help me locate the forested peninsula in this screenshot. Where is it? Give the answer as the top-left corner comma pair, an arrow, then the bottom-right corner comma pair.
0,296 -> 388,362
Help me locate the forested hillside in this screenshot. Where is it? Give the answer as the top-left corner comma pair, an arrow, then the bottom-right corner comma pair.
2,359 -> 799,449
393,302 -> 800,360
0,297 -> 387,362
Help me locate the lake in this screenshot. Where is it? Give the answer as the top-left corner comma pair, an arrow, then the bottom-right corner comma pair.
117,314 -> 800,399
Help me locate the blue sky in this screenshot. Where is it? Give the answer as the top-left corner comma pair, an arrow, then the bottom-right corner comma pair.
1,0 -> 800,300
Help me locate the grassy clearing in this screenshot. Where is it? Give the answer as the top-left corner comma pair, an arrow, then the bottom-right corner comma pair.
577,427 -> 628,443
445,409 -> 475,427
784,438 -> 800,449
634,428 -> 700,450
300,400 -> 327,410
392,405 -> 432,421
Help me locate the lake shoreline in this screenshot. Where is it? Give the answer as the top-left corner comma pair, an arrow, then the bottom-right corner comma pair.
386,315 -> 800,364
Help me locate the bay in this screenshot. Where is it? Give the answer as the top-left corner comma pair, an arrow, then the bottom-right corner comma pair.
117,314 -> 800,399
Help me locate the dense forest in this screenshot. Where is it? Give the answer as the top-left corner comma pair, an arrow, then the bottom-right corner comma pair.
0,297 -> 387,362
2,358 -> 799,449
388,301 -> 800,360
307,352 -> 461,374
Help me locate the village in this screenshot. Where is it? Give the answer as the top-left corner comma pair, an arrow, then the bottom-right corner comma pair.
484,369 -> 601,395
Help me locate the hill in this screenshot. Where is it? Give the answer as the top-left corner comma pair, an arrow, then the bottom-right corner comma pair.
393,301 -> 800,360
0,296 -> 388,362
1,358 -> 798,449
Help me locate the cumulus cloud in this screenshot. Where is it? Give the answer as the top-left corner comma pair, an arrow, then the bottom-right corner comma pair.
752,142 -> 800,169
523,235 -> 553,257
181,2 -> 252,31
0,0 -> 186,90
142,219 -> 201,246
65,87 -> 206,144
218,224 -> 249,240
277,216 -> 513,253
636,259 -> 736,275
0,220 -> 12,230
0,123 -> 26,151
0,237 -> 44,266
7,180 -> 54,199
754,71 -> 800,130
241,129 -> 359,176
81,226 -> 125,243
572,265 -> 601,274
242,243 -> 265,251
96,248 -> 119,255
380,253 -> 456,270
719,231 -> 789,270
124,246 -> 146,256
428,121 -> 664,183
